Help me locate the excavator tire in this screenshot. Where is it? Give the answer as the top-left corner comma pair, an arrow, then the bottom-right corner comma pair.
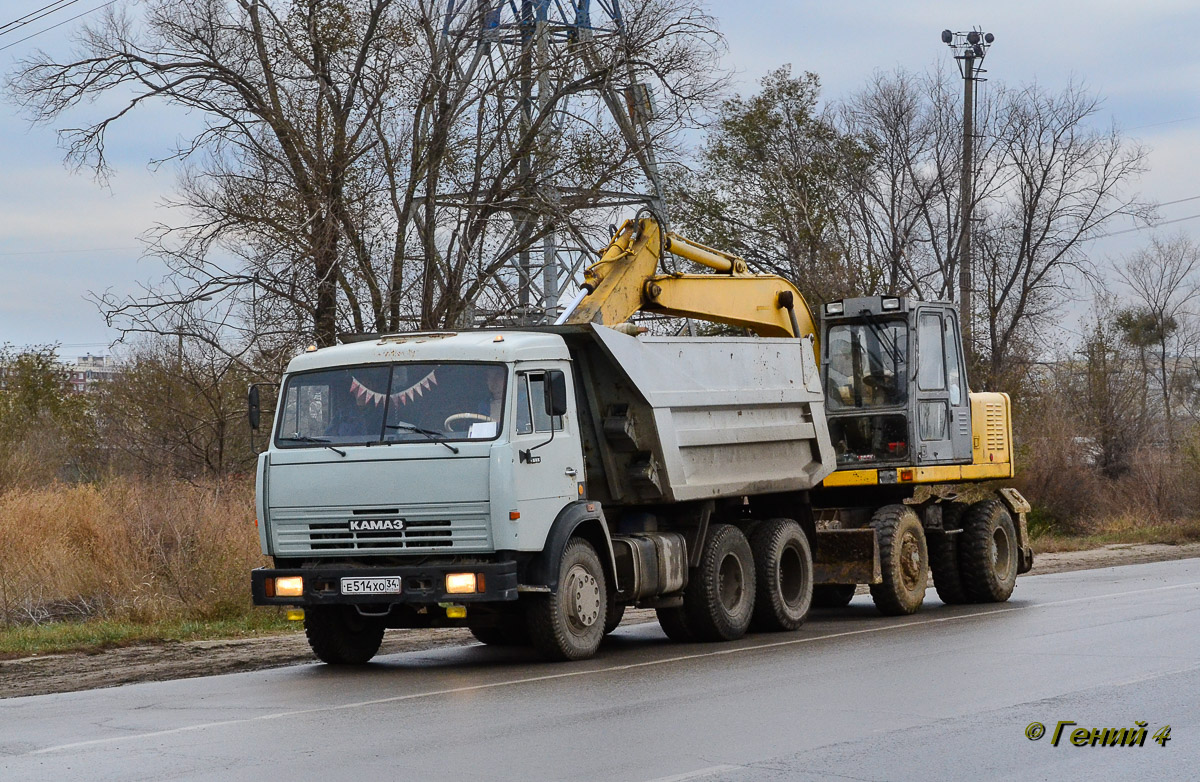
959,499 -> 1019,603
930,502 -> 971,605
868,504 -> 928,616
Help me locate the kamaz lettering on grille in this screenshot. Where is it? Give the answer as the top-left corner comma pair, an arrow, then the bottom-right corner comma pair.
349,519 -> 405,532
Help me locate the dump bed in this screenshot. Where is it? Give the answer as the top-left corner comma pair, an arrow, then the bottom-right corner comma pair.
560,325 -> 835,506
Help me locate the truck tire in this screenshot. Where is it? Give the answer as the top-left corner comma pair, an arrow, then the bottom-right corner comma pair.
929,502 -> 971,605
684,523 -> 756,641
749,518 -> 813,632
304,605 -> 385,665
812,584 -> 857,609
868,505 -> 928,616
526,538 -> 607,661
959,499 -> 1019,603
655,606 -> 695,642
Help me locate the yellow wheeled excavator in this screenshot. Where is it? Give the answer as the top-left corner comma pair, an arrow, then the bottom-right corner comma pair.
559,215 -> 1033,614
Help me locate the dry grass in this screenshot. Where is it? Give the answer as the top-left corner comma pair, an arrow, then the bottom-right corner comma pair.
1031,515 -> 1200,553
0,477 -> 267,628
0,613 -> 296,659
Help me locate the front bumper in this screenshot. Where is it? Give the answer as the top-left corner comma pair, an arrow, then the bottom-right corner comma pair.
251,560 -> 519,606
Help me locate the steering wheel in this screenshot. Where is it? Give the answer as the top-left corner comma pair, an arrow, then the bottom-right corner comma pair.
444,412 -> 494,432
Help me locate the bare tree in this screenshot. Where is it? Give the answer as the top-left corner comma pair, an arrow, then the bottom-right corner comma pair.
670,66 -> 867,303
8,0 -> 723,351
971,81 -> 1151,386
1116,234 -> 1200,444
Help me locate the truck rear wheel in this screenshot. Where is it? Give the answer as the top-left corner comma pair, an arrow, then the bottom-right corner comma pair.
749,518 -> 813,632
655,606 -> 695,642
684,523 -> 756,641
526,538 -> 607,661
812,584 -> 857,608
959,499 -> 1019,603
929,502 -> 971,605
869,505 -> 928,616
304,605 -> 385,665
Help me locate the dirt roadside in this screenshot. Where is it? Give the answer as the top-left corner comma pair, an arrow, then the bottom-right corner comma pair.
4,542 -> 1198,700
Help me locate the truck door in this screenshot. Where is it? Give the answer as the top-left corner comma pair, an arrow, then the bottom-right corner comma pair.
511,367 -> 583,545
913,309 -> 971,463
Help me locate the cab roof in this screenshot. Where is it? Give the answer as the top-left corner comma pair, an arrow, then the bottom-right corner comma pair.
285,330 -> 570,374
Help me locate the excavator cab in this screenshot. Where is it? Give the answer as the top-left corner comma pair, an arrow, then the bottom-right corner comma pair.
820,297 -> 973,470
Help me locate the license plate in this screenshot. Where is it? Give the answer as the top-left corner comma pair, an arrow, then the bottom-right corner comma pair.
340,577 -> 402,595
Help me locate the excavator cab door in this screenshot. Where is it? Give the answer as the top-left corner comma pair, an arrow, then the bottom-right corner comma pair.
911,306 -> 972,464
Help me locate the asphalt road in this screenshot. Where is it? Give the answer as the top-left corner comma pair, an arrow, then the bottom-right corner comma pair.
2,559 -> 1198,782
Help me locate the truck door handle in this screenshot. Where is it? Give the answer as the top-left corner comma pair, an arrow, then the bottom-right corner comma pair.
564,467 -> 577,477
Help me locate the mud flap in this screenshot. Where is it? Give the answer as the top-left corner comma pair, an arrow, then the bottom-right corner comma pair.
996,488 -> 1035,574
813,528 -> 881,585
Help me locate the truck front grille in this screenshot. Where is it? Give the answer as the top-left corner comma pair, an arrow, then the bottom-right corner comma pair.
270,502 -> 492,555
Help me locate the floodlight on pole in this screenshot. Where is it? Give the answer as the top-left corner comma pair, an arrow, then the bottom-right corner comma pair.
941,27 -> 994,363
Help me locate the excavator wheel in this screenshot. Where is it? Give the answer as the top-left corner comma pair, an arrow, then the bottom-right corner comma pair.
868,505 -> 928,616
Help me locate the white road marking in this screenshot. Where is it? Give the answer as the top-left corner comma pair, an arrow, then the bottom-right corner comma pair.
641,764 -> 743,782
27,578 -> 1200,757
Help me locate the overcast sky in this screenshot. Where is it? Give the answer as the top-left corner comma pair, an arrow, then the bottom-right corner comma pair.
2,0 -> 1199,353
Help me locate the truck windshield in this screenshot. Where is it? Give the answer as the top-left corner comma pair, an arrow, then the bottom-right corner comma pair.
825,320 -> 908,410
275,362 -> 506,448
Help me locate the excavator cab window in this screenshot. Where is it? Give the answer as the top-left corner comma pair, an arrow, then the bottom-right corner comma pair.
825,320 -> 908,410
823,316 -> 911,465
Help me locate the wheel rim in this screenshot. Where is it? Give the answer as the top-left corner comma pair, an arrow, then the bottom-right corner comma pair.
899,531 -> 923,592
718,552 -> 746,612
565,564 -> 601,632
779,543 -> 806,607
991,523 -> 1013,577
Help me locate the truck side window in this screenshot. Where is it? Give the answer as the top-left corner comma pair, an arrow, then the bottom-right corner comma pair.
515,375 -> 533,435
516,371 -> 563,433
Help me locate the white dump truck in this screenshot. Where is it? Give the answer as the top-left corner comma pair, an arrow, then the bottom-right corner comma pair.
251,217 -> 1032,663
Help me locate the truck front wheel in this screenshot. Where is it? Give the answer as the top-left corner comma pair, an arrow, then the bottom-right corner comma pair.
526,538 -> 608,661
869,505 -> 928,616
304,605 -> 385,665
685,523 -> 756,641
749,518 -> 813,632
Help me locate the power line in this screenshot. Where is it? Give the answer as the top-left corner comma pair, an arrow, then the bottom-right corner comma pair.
1124,115 -> 1200,132
0,0 -> 81,36
0,246 -> 139,256
1094,212 -> 1200,240
0,0 -> 118,53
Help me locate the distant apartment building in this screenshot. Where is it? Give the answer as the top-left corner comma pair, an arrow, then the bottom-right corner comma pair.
66,354 -> 118,393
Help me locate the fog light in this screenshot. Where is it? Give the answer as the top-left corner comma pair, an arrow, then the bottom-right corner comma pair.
445,604 -> 467,619
446,573 -> 477,594
825,301 -> 844,315
285,609 -> 305,621
881,297 -> 901,311
274,576 -> 304,597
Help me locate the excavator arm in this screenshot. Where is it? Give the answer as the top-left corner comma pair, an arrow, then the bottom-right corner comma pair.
562,218 -> 818,350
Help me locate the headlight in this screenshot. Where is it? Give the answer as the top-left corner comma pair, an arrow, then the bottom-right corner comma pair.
445,573 -> 480,594
273,576 -> 304,597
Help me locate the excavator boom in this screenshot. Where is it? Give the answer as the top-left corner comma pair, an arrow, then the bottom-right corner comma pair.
562,218 -> 818,349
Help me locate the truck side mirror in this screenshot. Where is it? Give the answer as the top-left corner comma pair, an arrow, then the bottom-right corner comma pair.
248,384 -> 261,431
544,370 -> 567,417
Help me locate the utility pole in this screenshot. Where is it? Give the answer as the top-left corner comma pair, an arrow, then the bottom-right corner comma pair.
942,28 -> 994,362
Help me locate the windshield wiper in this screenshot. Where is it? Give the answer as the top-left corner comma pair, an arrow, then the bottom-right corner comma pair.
858,309 -> 901,366
279,435 -> 346,457
385,423 -> 460,454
